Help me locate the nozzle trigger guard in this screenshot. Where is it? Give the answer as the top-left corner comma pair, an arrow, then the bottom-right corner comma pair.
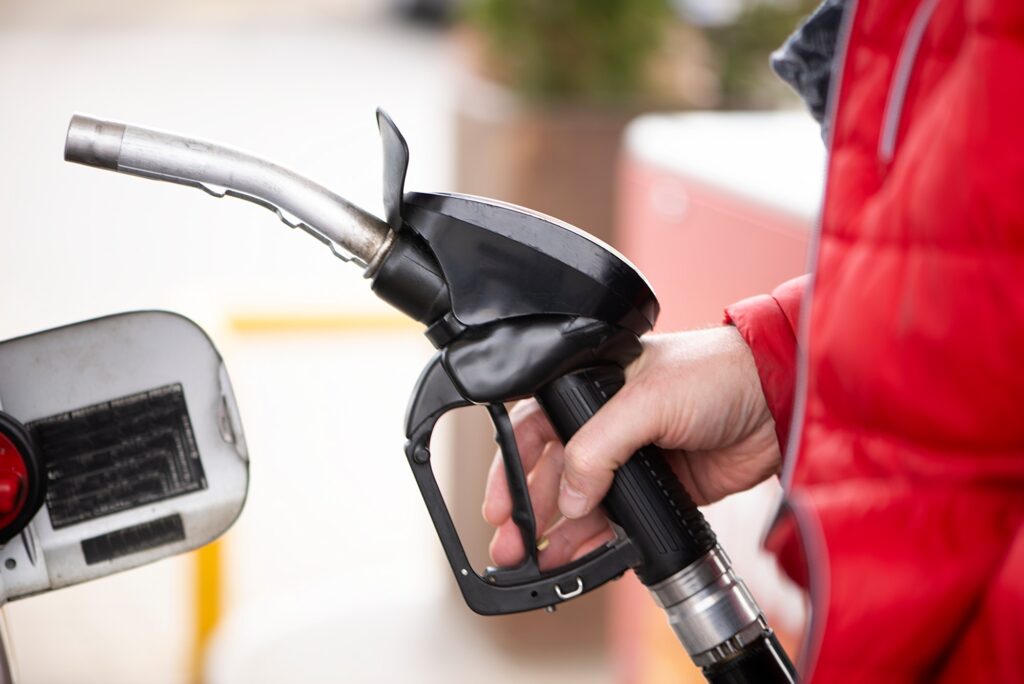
404,353 -> 640,615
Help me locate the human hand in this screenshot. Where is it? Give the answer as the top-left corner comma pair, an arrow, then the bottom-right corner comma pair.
482,326 -> 781,570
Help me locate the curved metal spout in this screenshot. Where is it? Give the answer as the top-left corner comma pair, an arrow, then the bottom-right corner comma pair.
65,114 -> 395,271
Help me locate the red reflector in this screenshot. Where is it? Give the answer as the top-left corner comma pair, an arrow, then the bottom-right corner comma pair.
0,433 -> 29,523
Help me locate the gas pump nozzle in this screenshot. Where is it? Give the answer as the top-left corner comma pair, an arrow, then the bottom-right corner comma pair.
65,110 -> 797,684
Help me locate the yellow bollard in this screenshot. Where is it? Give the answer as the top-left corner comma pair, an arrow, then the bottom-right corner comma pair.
192,540 -> 223,684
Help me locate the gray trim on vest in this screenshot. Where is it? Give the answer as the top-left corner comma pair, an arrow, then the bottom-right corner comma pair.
878,0 -> 943,163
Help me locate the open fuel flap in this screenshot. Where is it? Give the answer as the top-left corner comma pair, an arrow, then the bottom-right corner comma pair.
0,310 -> 248,602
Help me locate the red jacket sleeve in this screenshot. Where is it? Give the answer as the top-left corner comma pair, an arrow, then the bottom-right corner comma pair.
723,275 -> 807,455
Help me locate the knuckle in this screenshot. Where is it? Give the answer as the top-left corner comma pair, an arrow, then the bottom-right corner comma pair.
562,440 -> 602,487
561,440 -> 588,471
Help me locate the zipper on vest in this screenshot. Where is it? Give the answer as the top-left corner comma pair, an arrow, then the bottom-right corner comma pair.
878,0 -> 943,163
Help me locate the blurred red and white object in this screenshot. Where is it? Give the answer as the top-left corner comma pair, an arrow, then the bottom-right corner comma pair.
612,111 -> 825,682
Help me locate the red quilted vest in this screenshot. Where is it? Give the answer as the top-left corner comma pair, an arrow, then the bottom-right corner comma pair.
725,0 -> 1024,680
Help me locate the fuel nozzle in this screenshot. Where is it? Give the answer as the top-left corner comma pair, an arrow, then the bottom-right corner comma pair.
64,114 -> 395,271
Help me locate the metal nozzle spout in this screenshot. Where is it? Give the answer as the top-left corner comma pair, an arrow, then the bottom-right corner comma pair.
63,114 -> 395,271
65,115 -> 127,170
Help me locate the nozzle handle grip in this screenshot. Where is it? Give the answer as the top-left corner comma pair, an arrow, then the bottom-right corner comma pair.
536,365 -> 716,586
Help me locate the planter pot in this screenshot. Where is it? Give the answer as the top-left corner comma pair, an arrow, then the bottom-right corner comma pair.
454,75 -> 641,245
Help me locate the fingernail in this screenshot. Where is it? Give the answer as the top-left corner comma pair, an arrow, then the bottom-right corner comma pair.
559,480 -> 589,519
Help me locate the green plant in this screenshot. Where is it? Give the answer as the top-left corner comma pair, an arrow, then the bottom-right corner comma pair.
464,0 -> 671,103
705,0 -> 821,108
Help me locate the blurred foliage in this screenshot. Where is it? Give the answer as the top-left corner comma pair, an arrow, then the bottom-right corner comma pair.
464,0 -> 672,103
705,0 -> 821,108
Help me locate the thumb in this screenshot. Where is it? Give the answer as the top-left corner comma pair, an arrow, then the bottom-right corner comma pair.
557,383 -> 658,519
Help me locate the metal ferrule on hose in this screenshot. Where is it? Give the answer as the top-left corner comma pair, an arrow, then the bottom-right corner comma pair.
649,545 -> 767,667
64,115 -> 395,272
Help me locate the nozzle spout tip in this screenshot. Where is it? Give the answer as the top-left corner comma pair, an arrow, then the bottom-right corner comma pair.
65,114 -> 127,170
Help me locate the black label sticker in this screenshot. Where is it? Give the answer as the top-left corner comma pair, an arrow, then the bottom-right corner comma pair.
81,514 -> 187,565
30,384 -> 207,529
